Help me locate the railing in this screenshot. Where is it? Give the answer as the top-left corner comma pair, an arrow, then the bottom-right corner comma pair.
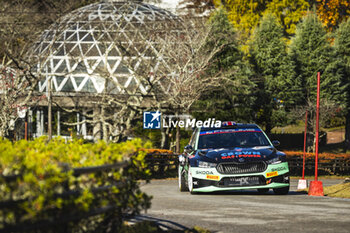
145,153 -> 350,176
287,156 -> 350,176
145,153 -> 179,178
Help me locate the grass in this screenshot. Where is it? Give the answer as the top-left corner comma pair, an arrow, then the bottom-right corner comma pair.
325,126 -> 346,132
281,142 -> 350,154
291,176 -> 349,180
323,182 -> 350,198
272,121 -> 345,134
272,121 -> 305,134
272,121 -> 349,153
297,180 -> 350,198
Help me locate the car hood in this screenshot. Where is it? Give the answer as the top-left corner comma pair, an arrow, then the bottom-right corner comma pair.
196,147 -> 279,163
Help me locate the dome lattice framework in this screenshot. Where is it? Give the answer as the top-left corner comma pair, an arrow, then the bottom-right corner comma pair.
31,0 -> 179,95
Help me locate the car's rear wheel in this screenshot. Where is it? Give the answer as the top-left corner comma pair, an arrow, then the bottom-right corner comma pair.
273,186 -> 289,195
257,188 -> 269,193
178,166 -> 188,192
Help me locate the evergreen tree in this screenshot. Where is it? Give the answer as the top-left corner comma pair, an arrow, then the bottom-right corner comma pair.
192,8 -> 256,122
334,18 -> 350,151
290,12 -> 344,103
250,14 -> 297,132
290,12 -> 345,151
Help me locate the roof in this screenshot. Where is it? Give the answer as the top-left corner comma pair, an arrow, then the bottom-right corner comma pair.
200,123 -> 260,131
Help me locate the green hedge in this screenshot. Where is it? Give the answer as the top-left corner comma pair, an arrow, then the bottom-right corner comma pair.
0,137 -> 152,232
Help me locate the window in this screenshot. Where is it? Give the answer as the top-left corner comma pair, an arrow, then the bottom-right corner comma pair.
197,129 -> 271,149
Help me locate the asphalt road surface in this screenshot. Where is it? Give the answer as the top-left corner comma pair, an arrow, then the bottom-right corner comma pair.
140,178 -> 350,233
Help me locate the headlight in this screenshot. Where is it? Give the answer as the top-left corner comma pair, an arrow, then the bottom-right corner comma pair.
179,155 -> 186,166
266,156 -> 282,165
198,161 -> 217,168
179,155 -> 185,163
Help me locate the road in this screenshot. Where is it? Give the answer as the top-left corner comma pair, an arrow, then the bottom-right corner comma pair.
140,178 -> 350,233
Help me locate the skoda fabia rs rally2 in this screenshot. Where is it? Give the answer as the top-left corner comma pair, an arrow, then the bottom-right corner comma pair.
178,122 -> 290,194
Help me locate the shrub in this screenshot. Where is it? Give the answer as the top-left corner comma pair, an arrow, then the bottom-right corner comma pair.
0,137 -> 152,232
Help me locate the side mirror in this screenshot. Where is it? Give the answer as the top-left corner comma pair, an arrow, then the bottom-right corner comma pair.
184,145 -> 193,153
272,140 -> 280,147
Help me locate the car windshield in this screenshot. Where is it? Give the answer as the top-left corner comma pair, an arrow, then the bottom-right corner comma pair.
197,128 -> 271,149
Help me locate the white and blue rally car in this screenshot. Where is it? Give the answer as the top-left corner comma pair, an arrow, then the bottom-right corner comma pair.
178,122 -> 290,194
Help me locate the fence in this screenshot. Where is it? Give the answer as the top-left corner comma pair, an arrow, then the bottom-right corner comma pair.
145,152 -> 179,178
287,156 -> 350,176
268,132 -> 327,150
145,153 -> 350,176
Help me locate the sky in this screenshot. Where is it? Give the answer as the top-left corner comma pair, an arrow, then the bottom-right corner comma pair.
153,0 -> 181,13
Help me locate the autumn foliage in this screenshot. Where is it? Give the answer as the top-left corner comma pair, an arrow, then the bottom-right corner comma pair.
200,0 -> 350,35
141,148 -> 174,154
316,0 -> 350,30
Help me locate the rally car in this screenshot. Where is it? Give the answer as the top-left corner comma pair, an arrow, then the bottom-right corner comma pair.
178,122 -> 289,194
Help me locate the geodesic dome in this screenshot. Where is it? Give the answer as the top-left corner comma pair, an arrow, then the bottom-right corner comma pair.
30,0 -> 179,94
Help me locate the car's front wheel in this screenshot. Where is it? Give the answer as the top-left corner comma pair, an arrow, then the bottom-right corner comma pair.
178,166 -> 188,192
273,186 -> 289,195
187,167 -> 194,194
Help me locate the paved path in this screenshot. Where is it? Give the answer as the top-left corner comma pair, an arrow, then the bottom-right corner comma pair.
327,130 -> 344,144
140,178 -> 350,233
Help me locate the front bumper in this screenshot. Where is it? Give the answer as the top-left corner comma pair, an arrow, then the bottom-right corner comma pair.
189,162 -> 289,192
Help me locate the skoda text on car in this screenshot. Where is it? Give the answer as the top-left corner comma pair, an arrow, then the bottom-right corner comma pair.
178,122 -> 290,194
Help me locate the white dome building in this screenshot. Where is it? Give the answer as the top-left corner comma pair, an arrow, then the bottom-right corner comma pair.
31,0 -> 178,94
29,0 -> 180,140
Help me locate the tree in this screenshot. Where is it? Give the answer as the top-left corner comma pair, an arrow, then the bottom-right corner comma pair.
289,12 -> 345,150
334,18 -> 350,151
178,0 -> 215,15
129,14 -> 235,151
179,0 -> 350,36
291,99 -> 341,152
0,0 -> 54,139
0,0 -> 99,65
214,0 -> 309,40
191,8 -> 256,123
29,2 -> 236,147
250,14 -> 298,132
218,0 -> 266,40
265,0 -> 309,36
0,66 -> 40,138
316,0 -> 350,31
0,1 -> 141,141
290,12 -> 344,103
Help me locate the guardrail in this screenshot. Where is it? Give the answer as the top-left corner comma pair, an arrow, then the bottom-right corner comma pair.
0,161 -> 129,233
